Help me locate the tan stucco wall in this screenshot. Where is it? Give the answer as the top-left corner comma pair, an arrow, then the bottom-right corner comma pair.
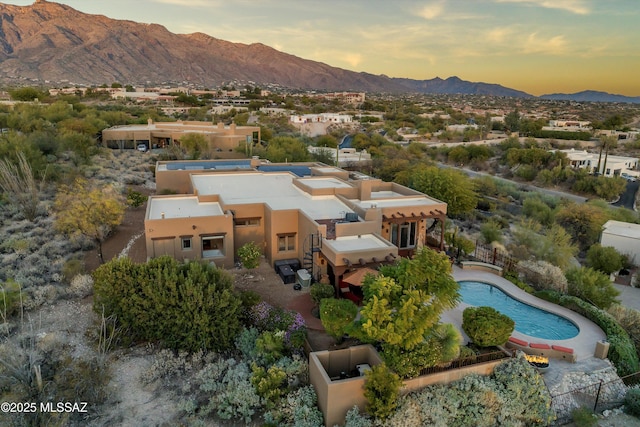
310,345 -> 507,427
145,208 -> 234,268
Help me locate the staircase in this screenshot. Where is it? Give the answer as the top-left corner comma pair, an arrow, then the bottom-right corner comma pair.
303,232 -> 322,277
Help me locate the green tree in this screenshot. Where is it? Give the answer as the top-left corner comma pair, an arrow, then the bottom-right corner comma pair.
364,363 -> 402,421
586,244 -> 624,275
480,219 -> 504,244
407,166 -> 478,217
320,298 -> 358,341
9,87 -> 45,102
462,306 -> 514,347
593,176 -> 627,201
179,133 -> 209,159
565,267 -> 620,310
237,241 -> 262,269
54,178 -> 125,263
93,256 -> 242,351
355,247 -> 460,351
555,203 -> 607,250
264,136 -> 310,163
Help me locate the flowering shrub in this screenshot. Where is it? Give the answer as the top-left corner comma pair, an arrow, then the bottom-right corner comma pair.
518,260 -> 568,293
237,241 -> 262,269
249,301 -> 306,351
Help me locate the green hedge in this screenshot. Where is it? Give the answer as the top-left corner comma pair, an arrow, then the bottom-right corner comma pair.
537,291 -> 639,376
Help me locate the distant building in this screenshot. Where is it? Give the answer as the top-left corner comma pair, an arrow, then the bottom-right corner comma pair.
307,147 -> 372,167
290,113 -> 353,124
600,220 -> 640,266
101,119 -> 260,155
558,149 -> 639,177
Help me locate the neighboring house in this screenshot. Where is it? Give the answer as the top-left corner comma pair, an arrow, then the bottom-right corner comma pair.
101,119 -> 260,154
145,159 -> 447,289
290,113 -> 353,124
557,149 -> 639,177
307,147 -> 372,167
600,220 -> 640,266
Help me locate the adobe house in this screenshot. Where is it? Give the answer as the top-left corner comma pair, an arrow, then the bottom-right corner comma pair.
145,159 -> 447,290
101,119 -> 260,156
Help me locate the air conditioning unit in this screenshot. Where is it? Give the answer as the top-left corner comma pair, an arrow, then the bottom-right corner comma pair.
296,269 -> 312,287
345,212 -> 359,222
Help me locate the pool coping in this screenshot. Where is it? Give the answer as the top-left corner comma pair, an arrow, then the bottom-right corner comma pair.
444,267 -> 607,362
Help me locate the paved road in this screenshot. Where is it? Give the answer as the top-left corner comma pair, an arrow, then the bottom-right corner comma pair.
613,180 -> 639,210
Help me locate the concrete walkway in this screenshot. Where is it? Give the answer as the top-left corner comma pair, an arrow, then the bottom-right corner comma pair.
614,283 -> 640,311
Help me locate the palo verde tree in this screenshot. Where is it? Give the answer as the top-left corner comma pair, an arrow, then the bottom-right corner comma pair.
352,247 -> 461,377
54,178 -> 125,263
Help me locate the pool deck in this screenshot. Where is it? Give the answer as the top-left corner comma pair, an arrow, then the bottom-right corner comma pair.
444,267 -> 607,362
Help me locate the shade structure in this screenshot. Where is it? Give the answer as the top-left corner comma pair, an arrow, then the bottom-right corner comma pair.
342,268 -> 379,287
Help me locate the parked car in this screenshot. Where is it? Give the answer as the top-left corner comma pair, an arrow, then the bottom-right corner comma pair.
137,144 -> 148,152
621,173 -> 637,182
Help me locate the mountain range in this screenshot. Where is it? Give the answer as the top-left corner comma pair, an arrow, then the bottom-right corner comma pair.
0,1 -> 637,103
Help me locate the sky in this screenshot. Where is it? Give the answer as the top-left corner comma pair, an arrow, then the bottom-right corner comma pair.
6,0 -> 640,96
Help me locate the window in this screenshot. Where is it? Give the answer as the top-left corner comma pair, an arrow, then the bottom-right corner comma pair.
202,235 -> 225,258
181,237 -> 192,251
234,218 -> 260,227
278,233 -> 296,252
390,222 -> 417,249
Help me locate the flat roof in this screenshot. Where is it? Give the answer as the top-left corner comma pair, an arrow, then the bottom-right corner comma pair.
371,190 -> 403,199
298,177 -> 352,189
324,234 -> 394,252
148,196 -> 224,219
191,173 -> 352,220
602,220 -> 640,239
353,196 -> 441,209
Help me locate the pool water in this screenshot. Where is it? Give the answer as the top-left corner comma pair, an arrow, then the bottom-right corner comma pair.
458,281 -> 579,340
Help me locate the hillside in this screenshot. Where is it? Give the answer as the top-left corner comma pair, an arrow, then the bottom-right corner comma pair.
0,0 -> 532,97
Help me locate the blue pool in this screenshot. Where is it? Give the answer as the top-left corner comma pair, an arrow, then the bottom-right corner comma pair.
458,281 -> 579,340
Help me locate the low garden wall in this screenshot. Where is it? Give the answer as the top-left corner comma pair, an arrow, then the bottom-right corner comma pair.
310,345 -> 510,427
460,260 -> 503,276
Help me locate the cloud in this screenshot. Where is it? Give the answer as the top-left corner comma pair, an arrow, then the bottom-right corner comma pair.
343,53 -> 363,68
485,28 -> 513,43
494,0 -> 591,15
523,32 -> 568,54
151,0 -> 215,7
415,1 -> 446,20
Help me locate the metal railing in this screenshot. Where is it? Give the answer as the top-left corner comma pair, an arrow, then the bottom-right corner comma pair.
418,350 -> 511,377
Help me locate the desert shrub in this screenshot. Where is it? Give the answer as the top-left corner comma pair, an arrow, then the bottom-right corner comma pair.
62,258 -> 85,282
319,298 -> 358,340
310,282 -> 335,306
237,241 -> 262,269
607,304 -> 640,357
364,363 -> 402,421
518,259 -> 568,293
273,354 -> 308,389
237,289 -> 261,324
251,364 -> 288,409
200,359 -> 261,422
264,385 -> 323,427
571,406 -> 598,427
462,306 -> 514,347
93,256 -> 242,352
381,340 -> 442,379
625,386 -> 640,417
503,270 -> 535,293
343,406 -> 374,427
566,266 -> 620,310
0,278 -> 22,318
125,188 -> 147,207
479,219 -> 503,244
586,244 -> 624,275
235,327 -> 261,362
384,356 -> 554,426
553,293 -> 639,376
67,274 -> 94,298
256,330 -> 285,365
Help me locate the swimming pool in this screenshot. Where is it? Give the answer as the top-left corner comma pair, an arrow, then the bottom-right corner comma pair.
458,280 -> 579,340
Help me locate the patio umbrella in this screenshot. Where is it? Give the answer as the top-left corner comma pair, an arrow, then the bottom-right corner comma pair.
342,268 -> 379,287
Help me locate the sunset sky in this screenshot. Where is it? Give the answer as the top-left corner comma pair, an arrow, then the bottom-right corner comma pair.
7,0 -> 640,96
